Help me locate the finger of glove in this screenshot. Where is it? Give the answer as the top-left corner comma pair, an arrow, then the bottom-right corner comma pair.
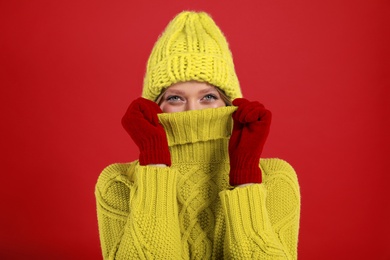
130,98 -> 162,126
232,100 -> 249,122
261,109 -> 272,125
234,101 -> 266,123
229,120 -> 244,147
247,109 -> 272,130
122,106 -> 166,147
121,110 -> 154,139
232,98 -> 249,107
230,112 -> 268,151
122,102 -> 143,130
232,98 -> 253,122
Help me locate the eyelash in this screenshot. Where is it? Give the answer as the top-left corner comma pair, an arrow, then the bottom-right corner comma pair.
203,94 -> 218,101
166,95 -> 183,102
165,94 -> 218,103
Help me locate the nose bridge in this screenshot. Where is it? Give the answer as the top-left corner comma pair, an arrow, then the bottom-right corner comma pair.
186,98 -> 201,111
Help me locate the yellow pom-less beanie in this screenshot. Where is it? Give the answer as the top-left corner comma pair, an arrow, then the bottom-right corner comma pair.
142,11 -> 242,101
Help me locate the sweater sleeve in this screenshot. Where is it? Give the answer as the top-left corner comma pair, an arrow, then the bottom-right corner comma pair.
219,158 -> 300,259
95,162 -> 182,259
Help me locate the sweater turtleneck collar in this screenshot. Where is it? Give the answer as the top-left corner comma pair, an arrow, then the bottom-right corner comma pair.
158,106 -> 236,164
158,106 -> 236,147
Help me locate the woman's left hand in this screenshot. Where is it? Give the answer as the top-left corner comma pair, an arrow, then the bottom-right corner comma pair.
228,98 -> 272,186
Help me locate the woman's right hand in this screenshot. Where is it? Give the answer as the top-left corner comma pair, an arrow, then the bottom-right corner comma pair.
121,97 -> 171,166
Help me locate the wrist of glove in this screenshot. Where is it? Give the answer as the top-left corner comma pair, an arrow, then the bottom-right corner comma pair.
229,98 -> 272,186
229,157 -> 262,185
122,97 -> 171,166
137,132 -> 171,166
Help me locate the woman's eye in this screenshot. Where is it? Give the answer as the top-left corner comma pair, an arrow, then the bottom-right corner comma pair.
203,94 -> 218,101
166,95 -> 183,102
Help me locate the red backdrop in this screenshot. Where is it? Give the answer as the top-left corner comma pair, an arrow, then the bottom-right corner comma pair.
1,0 -> 389,259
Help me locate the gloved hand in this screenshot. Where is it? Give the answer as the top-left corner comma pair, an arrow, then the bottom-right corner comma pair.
121,97 -> 171,166
229,98 -> 272,186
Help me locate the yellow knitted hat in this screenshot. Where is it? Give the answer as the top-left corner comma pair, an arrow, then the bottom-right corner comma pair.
142,11 -> 242,101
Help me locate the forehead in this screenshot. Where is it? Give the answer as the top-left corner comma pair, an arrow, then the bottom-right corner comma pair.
165,82 -> 217,94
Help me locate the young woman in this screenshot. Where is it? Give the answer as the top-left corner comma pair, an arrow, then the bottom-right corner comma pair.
95,11 -> 300,259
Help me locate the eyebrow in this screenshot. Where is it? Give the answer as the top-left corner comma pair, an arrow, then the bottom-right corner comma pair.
199,87 -> 218,94
165,89 -> 186,95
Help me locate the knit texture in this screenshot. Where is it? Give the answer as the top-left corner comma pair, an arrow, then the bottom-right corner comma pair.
95,107 -> 300,259
142,11 -> 242,102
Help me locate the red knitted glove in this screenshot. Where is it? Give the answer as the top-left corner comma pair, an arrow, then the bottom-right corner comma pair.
229,98 -> 272,186
121,97 -> 171,166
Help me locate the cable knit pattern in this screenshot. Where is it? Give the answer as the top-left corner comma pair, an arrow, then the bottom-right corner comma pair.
95,106 -> 300,259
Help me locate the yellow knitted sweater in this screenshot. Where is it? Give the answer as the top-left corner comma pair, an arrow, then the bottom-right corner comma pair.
95,106 -> 300,259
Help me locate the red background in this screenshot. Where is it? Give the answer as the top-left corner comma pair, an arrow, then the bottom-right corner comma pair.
1,0 -> 389,259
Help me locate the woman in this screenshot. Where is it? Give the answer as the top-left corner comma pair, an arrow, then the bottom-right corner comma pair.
95,11 -> 300,259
